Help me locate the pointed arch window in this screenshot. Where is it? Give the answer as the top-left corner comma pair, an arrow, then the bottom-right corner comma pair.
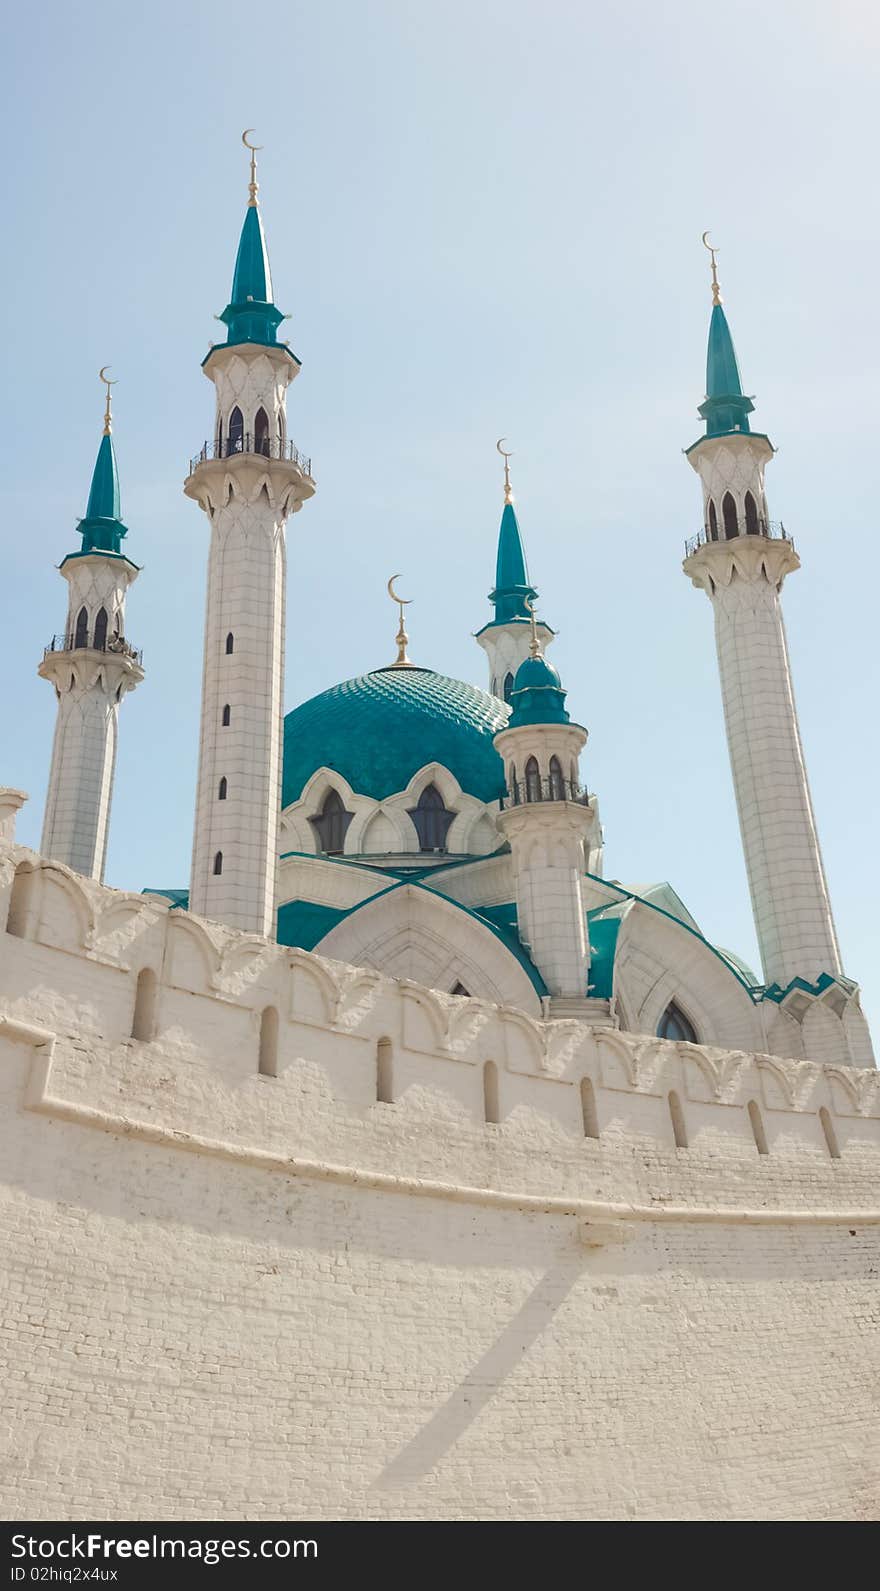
309,788 -> 353,856
218,777 -> 227,801
525,756 -> 541,803
227,406 -> 244,454
94,607 -> 108,651
225,632 -> 234,655
657,1001 -> 698,1044
408,783 -> 454,853
708,499 -> 718,540
549,755 -> 565,801
503,671 -> 514,704
744,491 -> 759,535
254,406 -> 270,457
222,704 -> 231,727
213,851 -> 223,875
722,492 -> 738,540
74,607 -> 89,649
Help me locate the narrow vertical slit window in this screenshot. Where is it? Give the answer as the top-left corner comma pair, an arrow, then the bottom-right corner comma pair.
668,1090 -> 688,1149
819,1106 -> 840,1160
747,1098 -> 769,1155
218,777 -> 227,801
259,1006 -> 279,1077
132,968 -> 158,1042
581,1076 -> 599,1139
222,704 -> 231,727
213,851 -> 223,876
483,1059 -> 500,1125
225,633 -> 234,655
376,1038 -> 393,1104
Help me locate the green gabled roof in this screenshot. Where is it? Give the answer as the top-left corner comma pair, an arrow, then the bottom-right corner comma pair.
76,430 -> 129,555
696,303 -> 755,440
282,667 -> 509,807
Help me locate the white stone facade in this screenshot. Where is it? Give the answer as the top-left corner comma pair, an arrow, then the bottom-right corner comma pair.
1,839 -> 879,1521
38,552 -> 142,881
186,344 -> 315,936
684,449 -> 842,992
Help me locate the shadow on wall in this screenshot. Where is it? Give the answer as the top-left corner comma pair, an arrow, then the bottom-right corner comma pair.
372,1254 -> 584,1489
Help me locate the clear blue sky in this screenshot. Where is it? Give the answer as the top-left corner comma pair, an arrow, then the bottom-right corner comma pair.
2,1 -> 878,1031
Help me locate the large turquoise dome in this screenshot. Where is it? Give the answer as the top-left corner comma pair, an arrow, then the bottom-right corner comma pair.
282,667 -> 509,807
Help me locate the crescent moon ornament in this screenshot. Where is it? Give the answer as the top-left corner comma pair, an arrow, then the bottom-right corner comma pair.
386,576 -> 415,668
99,367 -> 117,436
241,129 -> 263,152
387,574 -> 412,607
98,366 -> 117,387
242,130 -> 263,205
701,231 -> 722,305
496,437 -> 514,504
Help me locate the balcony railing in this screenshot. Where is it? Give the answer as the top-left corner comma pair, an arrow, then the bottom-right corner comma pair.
684,519 -> 794,559
189,434 -> 312,476
44,634 -> 143,666
500,776 -> 591,810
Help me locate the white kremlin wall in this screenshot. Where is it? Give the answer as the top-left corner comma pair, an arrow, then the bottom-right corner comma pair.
1,840 -> 879,1521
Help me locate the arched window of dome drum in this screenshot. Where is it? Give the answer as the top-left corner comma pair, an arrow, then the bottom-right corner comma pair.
657,1001 -> 698,1044
722,492 -> 738,540
213,851 -> 223,876
819,1105 -> 840,1160
222,704 -> 231,727
525,756 -> 541,803
376,1038 -> 393,1104
708,499 -> 718,540
74,607 -> 89,649
225,633 -> 234,655
259,1006 -> 279,1078
581,1076 -> 599,1140
131,968 -> 158,1043
93,607 -> 108,651
409,783 -> 454,853
668,1090 -> 688,1150
483,1060 -> 500,1125
748,1098 -> 769,1155
254,406 -> 270,456
549,756 -> 565,801
228,406 -> 243,454
744,491 -> 759,535
503,671 -> 514,704
218,777 -> 227,801
309,788 -> 353,857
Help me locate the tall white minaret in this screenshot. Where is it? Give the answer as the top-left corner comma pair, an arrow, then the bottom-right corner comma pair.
683,240 -> 841,992
475,441 -> 554,702
185,135 -> 315,937
38,372 -> 144,880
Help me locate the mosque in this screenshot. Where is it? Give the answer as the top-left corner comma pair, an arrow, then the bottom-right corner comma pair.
2,136 -> 879,1524
31,136 -> 873,1072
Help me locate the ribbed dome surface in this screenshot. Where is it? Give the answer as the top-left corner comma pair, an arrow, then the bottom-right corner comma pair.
282,667 -> 509,807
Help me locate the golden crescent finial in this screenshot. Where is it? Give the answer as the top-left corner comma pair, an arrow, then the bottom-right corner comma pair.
524,595 -> 541,659
386,576 -> 415,668
98,366 -> 117,436
242,129 -> 263,206
496,437 -> 514,505
701,231 -> 723,306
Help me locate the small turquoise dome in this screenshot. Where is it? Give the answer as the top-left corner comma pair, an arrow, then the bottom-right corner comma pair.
282,667 -> 509,807
508,653 -> 570,727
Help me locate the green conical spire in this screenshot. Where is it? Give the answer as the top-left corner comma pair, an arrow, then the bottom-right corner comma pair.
490,501 -> 538,623
698,302 -> 755,438
218,138 -> 285,348
76,378 -> 128,555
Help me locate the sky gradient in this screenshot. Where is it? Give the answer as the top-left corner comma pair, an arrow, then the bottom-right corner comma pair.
2,0 -> 878,1031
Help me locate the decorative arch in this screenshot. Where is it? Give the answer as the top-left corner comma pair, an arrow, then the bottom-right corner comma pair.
74,607 -> 89,649
657,1000 -> 699,1045
228,406 -> 244,453
408,783 -> 454,853
744,490 -> 759,535
503,671 -> 514,704
549,755 -> 565,801
94,607 -> 108,650
525,756 -> 541,802
722,492 -> 738,539
309,788 -> 353,856
708,499 -> 718,540
254,407 -> 270,456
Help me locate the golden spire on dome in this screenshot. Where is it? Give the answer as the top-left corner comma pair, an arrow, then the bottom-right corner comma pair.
525,596 -> 542,659
386,575 -> 415,668
242,129 -> 263,207
496,437 -> 514,505
98,366 -> 117,436
701,231 -> 723,306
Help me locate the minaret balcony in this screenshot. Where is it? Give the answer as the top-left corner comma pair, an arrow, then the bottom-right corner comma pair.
684,519 -> 794,559
188,434 -> 312,476
500,776 -> 591,810
43,633 -> 144,666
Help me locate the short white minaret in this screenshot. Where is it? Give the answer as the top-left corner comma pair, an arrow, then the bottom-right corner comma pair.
185,136 -> 315,937
38,373 -> 144,880
683,242 -> 840,991
494,610 -> 599,1009
475,442 -> 554,702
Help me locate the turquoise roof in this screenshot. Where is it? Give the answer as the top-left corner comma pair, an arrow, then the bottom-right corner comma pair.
218,202 -> 286,349
489,502 -> 538,623
697,303 -> 755,439
283,667 -> 509,806
76,431 -> 129,555
507,652 -> 571,727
